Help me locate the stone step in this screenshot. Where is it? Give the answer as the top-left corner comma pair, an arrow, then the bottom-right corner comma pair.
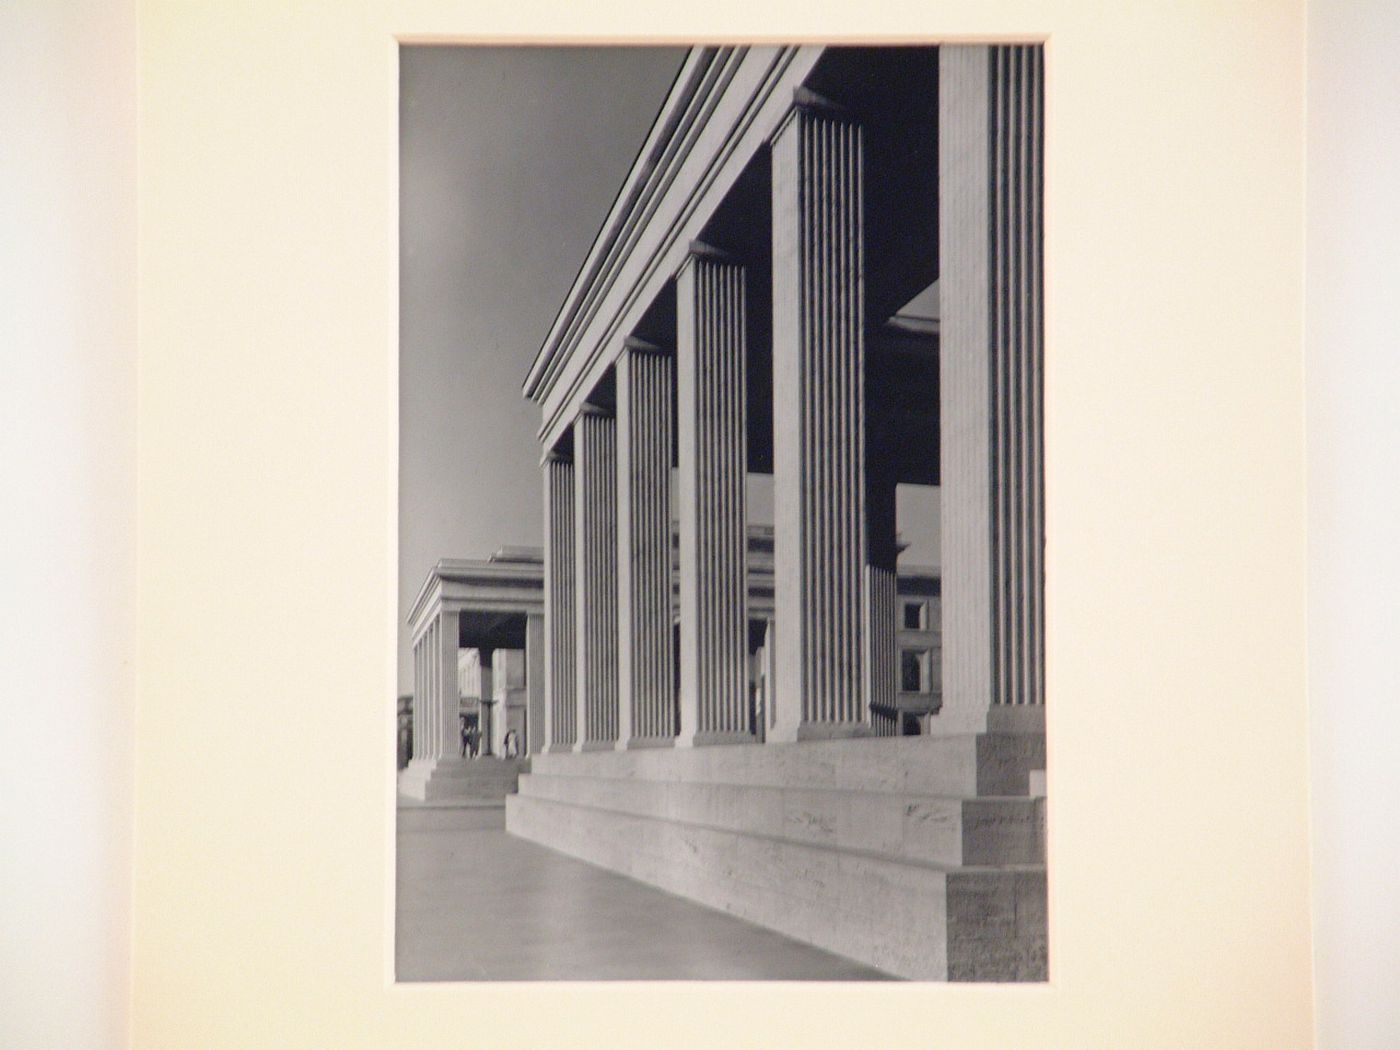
398,757 -> 527,801
505,792 -> 1046,981
530,731 -> 1044,797
516,772 -> 1043,866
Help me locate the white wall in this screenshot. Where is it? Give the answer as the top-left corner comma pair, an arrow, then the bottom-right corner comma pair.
134,5 -> 1314,1047
0,2 -> 138,1049
1306,3 -> 1400,1047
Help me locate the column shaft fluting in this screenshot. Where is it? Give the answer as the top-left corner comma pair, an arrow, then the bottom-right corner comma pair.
428,632 -> 437,758
939,45 -> 1045,728
431,621 -> 442,758
543,452 -> 577,750
676,247 -> 750,745
771,96 -> 869,741
422,621 -> 434,761
574,409 -> 620,749
412,639 -> 423,760
616,343 -> 676,744
425,622 -> 437,759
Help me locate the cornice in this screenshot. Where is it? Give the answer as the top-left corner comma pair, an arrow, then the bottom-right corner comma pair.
407,557 -> 546,632
522,47 -> 725,402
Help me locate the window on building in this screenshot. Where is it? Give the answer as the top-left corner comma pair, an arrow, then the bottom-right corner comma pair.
900,649 -> 929,693
903,601 -> 927,630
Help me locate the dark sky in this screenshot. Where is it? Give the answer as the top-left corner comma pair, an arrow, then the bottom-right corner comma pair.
398,46 -> 686,691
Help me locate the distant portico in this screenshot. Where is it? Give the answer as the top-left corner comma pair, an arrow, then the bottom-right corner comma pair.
398,548 -> 545,801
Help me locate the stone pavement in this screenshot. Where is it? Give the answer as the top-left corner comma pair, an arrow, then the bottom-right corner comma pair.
395,804 -> 893,981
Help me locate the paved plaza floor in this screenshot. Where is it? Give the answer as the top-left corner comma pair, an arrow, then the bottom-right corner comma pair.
395,803 -> 893,981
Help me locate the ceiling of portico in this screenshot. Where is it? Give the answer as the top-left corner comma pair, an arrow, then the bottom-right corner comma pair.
457,610 -> 529,651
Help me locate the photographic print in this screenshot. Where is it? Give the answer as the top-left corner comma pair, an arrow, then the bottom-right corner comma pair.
396,43 -> 1045,982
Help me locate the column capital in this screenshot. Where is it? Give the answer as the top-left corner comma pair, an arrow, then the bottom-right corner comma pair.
540,447 -> 572,468
622,335 -> 669,356
576,402 -> 612,421
679,239 -> 738,270
774,86 -> 858,140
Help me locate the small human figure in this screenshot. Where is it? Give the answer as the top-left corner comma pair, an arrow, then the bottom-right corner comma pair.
503,729 -> 519,759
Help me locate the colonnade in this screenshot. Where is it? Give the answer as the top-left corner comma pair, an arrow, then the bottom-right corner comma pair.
409,609 -> 459,764
540,45 -> 1045,754
401,554 -> 546,796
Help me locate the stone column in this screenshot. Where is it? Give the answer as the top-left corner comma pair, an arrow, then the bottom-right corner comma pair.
865,469 -> 899,736
435,614 -> 460,758
418,626 -> 432,759
491,649 -> 524,756
938,45 -> 1045,732
412,637 -> 425,760
574,406 -> 620,750
770,90 -> 870,742
675,243 -> 751,746
616,338 -> 676,746
423,621 -> 438,759
525,612 -> 545,755
763,617 -> 777,737
476,656 -> 494,756
542,450 -> 576,751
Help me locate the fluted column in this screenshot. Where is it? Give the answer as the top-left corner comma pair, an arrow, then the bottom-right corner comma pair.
676,243 -> 751,747
574,407 -> 620,750
411,637 -> 425,760
423,622 -> 437,758
524,612 -> 545,755
542,450 -> 576,751
418,626 -> 431,759
429,626 -> 439,757
408,613 -> 457,762
938,45 -> 1045,732
865,469 -> 899,736
616,339 -> 676,746
770,90 -> 870,742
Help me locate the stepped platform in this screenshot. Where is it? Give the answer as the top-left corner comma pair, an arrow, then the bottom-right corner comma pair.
505,732 -> 1047,980
398,756 -> 528,802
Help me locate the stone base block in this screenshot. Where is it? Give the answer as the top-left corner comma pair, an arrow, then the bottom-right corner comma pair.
506,792 -> 1045,980
506,792 -> 947,978
517,773 -> 1042,867
527,730 -> 1045,798
506,731 -> 1048,981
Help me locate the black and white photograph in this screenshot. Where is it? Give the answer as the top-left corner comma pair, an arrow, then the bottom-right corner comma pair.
396,43 -> 1046,982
